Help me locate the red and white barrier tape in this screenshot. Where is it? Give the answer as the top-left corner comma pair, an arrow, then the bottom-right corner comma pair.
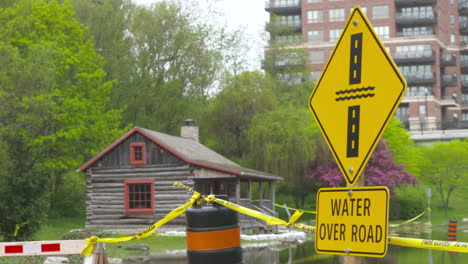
0,240 -> 86,256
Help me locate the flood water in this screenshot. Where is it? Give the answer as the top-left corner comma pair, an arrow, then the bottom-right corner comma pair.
123,227 -> 468,263
266,227 -> 468,264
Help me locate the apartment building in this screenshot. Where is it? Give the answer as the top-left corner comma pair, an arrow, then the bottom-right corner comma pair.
265,0 -> 468,142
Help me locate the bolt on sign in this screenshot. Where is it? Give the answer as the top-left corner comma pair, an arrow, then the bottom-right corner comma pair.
308,6 -> 407,186
315,187 -> 389,257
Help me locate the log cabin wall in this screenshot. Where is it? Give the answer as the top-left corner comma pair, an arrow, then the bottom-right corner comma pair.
85,132 -> 195,229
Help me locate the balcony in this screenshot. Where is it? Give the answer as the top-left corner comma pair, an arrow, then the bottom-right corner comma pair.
265,22 -> 302,33
463,81 -> 468,91
442,120 -> 468,130
391,50 -> 435,64
460,21 -> 468,35
395,0 -> 436,7
403,72 -> 435,85
396,29 -> 434,38
395,12 -> 437,26
441,54 -> 456,67
461,60 -> 468,73
460,1 -> 468,16
441,75 -> 458,88
440,95 -> 459,107
265,1 -> 301,15
462,99 -> 468,110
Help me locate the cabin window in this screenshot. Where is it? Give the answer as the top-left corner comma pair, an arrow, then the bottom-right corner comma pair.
130,143 -> 146,166
124,180 -> 154,214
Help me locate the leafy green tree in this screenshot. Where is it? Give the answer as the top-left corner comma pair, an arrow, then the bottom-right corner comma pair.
207,71 -> 276,159
247,106 -> 321,209
383,117 -> 420,177
0,130 -> 49,241
113,1 -> 236,133
70,0 -> 134,106
418,140 -> 468,216
0,0 -> 125,214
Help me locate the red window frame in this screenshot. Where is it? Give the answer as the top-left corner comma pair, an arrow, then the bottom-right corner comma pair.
124,180 -> 154,214
130,143 -> 146,166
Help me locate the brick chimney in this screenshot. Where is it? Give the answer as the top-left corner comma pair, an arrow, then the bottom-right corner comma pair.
181,119 -> 199,142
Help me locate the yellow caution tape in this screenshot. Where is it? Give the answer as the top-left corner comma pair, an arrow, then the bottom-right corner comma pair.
204,194 -> 315,232
173,182 -> 316,232
388,236 -> 468,253
274,203 -> 316,214
389,208 -> 431,228
13,220 -> 30,237
80,191 -> 201,256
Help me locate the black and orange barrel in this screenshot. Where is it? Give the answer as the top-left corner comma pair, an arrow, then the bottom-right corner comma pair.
448,218 -> 457,241
186,199 -> 242,264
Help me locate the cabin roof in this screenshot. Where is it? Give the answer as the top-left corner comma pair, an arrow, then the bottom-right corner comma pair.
78,127 -> 281,181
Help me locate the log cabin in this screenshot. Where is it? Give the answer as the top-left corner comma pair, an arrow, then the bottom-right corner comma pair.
78,121 -> 282,231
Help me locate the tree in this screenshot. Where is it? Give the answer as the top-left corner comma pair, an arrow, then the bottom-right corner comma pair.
111,1 -> 239,134
207,71 -> 276,159
70,0 -> 135,108
418,140 -> 468,216
0,0 -> 125,214
307,139 -> 418,195
383,117 -> 420,177
0,130 -> 49,241
247,106 -> 321,208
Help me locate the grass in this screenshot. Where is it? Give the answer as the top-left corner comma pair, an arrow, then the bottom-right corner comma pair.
31,215 -> 85,241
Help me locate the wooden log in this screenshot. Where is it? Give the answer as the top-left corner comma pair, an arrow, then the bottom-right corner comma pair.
90,219 -> 158,225
90,205 -> 125,210
91,171 -> 192,179
90,199 -> 124,205
92,165 -> 191,174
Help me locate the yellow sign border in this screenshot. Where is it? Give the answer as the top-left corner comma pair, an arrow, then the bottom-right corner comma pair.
315,186 -> 390,257
308,6 -> 407,186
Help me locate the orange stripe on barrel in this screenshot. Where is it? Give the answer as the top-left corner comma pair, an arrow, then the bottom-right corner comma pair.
187,227 -> 240,251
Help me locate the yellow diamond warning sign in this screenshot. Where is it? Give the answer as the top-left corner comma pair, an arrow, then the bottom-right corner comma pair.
315,187 -> 389,257
308,6 -> 407,186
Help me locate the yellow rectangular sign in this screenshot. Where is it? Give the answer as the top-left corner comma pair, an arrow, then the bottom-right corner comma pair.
315,187 -> 389,257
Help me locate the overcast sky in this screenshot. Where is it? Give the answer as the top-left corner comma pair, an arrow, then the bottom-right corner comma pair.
132,0 -> 269,70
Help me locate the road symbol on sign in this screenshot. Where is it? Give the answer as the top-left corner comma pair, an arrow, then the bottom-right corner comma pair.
308,6 -> 406,186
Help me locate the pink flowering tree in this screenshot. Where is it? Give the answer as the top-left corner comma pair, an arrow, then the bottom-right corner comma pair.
307,139 -> 418,194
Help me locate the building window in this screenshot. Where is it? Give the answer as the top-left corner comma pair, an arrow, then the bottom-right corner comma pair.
463,93 -> 468,104
274,34 -> 301,44
450,15 -> 455,25
273,0 -> 300,7
309,51 -> 325,64
130,143 -> 146,166
463,112 -> 468,128
329,8 -> 345,22
450,0 -> 455,7
407,86 -> 430,97
350,7 -> 367,14
329,29 -> 342,42
308,30 -> 323,43
124,180 -> 154,214
451,34 -> 456,45
419,105 -> 426,116
400,26 -> 433,37
308,10 -> 323,23
395,44 -> 432,58
373,5 -> 389,19
396,105 -> 409,122
399,64 -> 433,80
374,26 -> 390,39
275,15 -> 301,27
308,0 -> 322,2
